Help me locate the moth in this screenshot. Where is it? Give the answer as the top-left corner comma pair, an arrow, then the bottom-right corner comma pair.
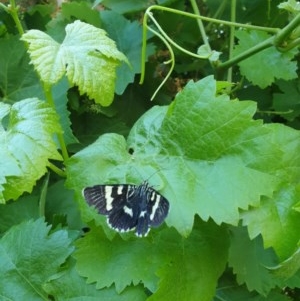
82,181 -> 170,237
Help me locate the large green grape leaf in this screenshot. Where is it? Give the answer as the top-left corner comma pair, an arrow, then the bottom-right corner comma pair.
228,226 -> 278,295
74,224 -> 167,293
74,219 -> 228,300
233,30 -> 297,88
21,20 -> 128,106
214,276 -> 292,301
66,76 -> 284,236
148,219 -> 229,301
44,258 -> 147,301
241,124 -> 300,260
0,98 -> 62,203
0,219 -> 73,300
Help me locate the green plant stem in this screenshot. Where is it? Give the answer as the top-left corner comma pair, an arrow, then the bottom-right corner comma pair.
227,0 -> 236,83
147,26 -> 175,100
139,10 -> 150,84
217,36 -> 274,71
279,37 -> 300,51
0,3 -> 8,12
43,83 -> 69,162
140,5 -> 280,84
206,0 -> 228,32
190,0 -> 211,51
8,0 -> 24,35
146,5 -> 279,34
147,13 -> 206,59
211,0 -> 228,21
273,13 -> 300,47
48,162 -> 66,177
218,12 -> 300,71
39,172 -> 49,217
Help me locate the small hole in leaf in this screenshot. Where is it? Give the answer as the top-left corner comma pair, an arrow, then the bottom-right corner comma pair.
82,227 -> 90,234
128,148 -> 134,155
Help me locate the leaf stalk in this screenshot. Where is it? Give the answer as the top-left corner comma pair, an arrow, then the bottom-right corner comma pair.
8,0 -> 24,35
43,83 -> 69,162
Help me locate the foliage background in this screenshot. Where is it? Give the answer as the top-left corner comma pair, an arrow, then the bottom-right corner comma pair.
0,0 -> 300,300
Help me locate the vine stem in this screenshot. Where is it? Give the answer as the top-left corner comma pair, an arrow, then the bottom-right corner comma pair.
217,36 -> 274,70
8,0 -> 24,35
147,12 -> 208,59
0,3 -> 8,12
145,5 -> 279,33
140,4 -> 280,88
43,83 -> 69,161
39,172 -> 49,217
227,0 -> 236,83
48,162 -> 66,178
190,0 -> 211,52
147,26 -> 175,100
273,13 -> 300,47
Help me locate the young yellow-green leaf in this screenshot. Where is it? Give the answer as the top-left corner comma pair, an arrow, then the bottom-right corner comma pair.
233,30 -> 297,88
0,218 -> 73,300
21,20 -> 128,106
0,98 -> 62,203
278,0 -> 300,14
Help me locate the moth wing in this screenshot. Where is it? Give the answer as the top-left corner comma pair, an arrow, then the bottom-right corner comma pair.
82,185 -> 132,215
107,205 -> 138,233
147,188 -> 170,227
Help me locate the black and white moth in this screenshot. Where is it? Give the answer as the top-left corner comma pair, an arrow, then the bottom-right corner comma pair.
82,181 -> 170,237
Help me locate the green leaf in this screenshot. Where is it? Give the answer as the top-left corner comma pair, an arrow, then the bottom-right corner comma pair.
100,10 -> 155,94
241,124 -> 300,259
233,30 -> 297,88
269,247 -> 300,287
228,226 -> 278,295
61,1 -> 101,28
197,44 -> 221,62
44,258 -> 147,300
0,36 -> 76,146
0,98 -> 62,203
21,20 -> 128,106
0,36 -> 42,102
148,219 -> 229,301
74,224 -> 167,293
52,78 -> 78,146
0,195 -> 39,232
272,79 -> 300,121
0,218 -> 73,300
74,219 -> 228,300
278,0 -> 300,14
66,76 -> 281,236
45,180 -> 84,231
215,275 -> 292,301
